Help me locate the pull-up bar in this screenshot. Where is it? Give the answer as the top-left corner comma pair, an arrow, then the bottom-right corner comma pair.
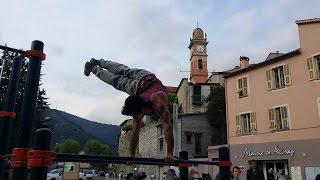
0,45 -> 25,54
54,153 -> 231,167
0,45 -> 46,60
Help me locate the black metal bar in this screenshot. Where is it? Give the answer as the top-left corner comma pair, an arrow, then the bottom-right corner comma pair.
179,151 -> 189,180
55,158 -> 178,166
54,154 -> 220,166
219,147 -> 230,179
29,128 -> 52,180
0,45 -> 25,54
0,56 -> 23,180
12,40 -> 44,180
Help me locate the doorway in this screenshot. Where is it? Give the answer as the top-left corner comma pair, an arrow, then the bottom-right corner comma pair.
262,160 -> 289,180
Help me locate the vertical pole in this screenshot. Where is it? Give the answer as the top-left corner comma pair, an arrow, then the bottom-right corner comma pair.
12,40 -> 44,180
179,151 -> 188,180
219,147 -> 230,179
0,56 -> 23,179
29,128 -> 52,180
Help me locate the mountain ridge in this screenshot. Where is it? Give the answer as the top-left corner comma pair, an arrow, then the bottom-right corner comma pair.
43,108 -> 121,153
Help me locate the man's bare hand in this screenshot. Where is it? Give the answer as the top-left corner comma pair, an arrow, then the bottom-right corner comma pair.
165,154 -> 174,164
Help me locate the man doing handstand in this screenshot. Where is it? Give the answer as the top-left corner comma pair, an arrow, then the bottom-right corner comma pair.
84,58 -> 174,163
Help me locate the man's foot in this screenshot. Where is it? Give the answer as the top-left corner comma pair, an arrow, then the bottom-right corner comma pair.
84,61 -> 94,76
90,58 -> 99,66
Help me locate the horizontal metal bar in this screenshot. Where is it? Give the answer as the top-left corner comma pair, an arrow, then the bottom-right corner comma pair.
55,154 -> 219,166
55,158 -> 176,166
0,45 -> 25,54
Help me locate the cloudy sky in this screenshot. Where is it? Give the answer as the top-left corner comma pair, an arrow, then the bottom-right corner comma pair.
0,0 -> 319,125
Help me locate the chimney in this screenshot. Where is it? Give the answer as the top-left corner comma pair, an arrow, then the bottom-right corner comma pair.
240,56 -> 250,69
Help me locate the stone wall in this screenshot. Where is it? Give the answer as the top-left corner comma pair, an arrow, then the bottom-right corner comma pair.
137,121 -> 159,178
180,113 -> 213,158
117,120 -> 160,179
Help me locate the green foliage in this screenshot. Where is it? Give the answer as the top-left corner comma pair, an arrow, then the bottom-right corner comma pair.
167,93 -> 177,104
84,139 -> 112,155
53,139 -> 80,154
168,93 -> 177,116
206,86 -> 227,145
140,121 -> 145,128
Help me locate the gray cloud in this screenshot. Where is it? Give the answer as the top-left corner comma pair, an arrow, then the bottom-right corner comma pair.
0,0 -> 319,125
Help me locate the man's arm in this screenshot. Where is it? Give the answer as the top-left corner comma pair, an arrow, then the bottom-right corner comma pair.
151,92 -> 174,159
130,116 -> 142,157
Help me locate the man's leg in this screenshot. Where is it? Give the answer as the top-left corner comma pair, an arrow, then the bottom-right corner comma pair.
95,59 -> 151,79
91,66 -> 137,95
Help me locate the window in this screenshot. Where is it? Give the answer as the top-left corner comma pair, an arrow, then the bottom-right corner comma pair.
269,106 -> 289,132
266,64 -> 291,90
307,55 -> 320,80
235,112 -> 256,136
159,127 -> 163,135
192,85 -> 203,105
185,133 -> 192,144
237,77 -> 248,98
159,138 -> 163,151
198,59 -> 203,70
194,134 -> 202,155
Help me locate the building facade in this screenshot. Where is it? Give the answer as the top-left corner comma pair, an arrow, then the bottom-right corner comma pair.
224,18 -> 320,180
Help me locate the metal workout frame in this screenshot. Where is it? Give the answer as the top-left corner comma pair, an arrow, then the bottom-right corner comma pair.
0,41 -> 231,180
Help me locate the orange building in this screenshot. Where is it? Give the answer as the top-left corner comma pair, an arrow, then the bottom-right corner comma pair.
222,18 -> 320,180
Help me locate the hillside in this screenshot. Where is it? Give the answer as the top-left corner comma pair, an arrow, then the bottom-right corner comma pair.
43,109 -> 121,153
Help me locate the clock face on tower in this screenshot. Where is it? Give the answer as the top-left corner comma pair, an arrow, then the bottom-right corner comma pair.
196,45 -> 204,53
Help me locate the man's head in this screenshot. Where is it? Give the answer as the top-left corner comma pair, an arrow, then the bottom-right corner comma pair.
232,166 -> 241,180
121,95 -> 147,116
250,160 -> 257,169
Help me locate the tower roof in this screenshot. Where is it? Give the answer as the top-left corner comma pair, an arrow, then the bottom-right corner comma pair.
192,27 -> 204,39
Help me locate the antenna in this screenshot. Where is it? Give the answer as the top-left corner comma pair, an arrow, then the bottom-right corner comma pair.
180,70 -> 191,73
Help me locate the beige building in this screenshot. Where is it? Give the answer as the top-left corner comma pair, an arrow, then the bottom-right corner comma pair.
222,18 -> 320,180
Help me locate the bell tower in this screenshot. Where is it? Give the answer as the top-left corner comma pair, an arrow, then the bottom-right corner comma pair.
188,27 -> 208,83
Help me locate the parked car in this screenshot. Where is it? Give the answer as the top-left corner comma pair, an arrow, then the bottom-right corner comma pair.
79,169 -> 94,180
46,168 -> 63,180
46,168 -> 93,180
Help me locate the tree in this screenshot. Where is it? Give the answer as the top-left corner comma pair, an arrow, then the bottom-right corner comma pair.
84,139 -> 113,155
84,139 -> 113,170
53,139 -> 80,154
206,85 -> 227,145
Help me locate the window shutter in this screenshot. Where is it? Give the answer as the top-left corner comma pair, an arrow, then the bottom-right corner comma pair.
243,77 -> 248,96
283,64 -> 292,86
266,70 -> 273,90
238,78 -> 243,89
280,106 -> 289,129
317,98 -> 320,117
236,115 -> 241,135
250,112 -> 257,134
269,109 -> 276,131
306,57 -> 315,80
